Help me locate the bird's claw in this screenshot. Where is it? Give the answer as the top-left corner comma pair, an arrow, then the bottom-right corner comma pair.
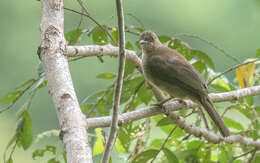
176,99 -> 187,106
151,102 -> 169,115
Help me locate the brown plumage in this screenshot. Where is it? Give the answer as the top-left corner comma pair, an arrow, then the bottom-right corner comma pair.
140,31 -> 230,137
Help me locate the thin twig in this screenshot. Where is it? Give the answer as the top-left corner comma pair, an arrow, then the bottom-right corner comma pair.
150,126 -> 178,163
126,13 -> 145,28
199,107 -> 209,129
64,7 -> 117,45
76,8 -> 84,29
174,33 -> 241,64
207,58 -> 260,86
221,104 -> 242,118
86,86 -> 260,129
0,80 -> 36,114
102,0 -> 126,162
231,148 -> 257,162
248,148 -> 257,163
150,111 -> 195,163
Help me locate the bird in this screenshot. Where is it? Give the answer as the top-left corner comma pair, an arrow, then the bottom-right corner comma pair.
139,30 -> 230,137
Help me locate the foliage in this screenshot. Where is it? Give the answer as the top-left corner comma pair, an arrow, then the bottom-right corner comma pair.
1,13 -> 260,163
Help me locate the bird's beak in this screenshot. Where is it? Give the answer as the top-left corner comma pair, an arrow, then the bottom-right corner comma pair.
139,40 -> 148,45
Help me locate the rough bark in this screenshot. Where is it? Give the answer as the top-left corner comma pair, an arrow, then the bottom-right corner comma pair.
39,0 -> 92,162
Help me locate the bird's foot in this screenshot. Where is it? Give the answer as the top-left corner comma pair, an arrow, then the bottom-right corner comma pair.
151,98 -> 172,114
176,99 -> 187,107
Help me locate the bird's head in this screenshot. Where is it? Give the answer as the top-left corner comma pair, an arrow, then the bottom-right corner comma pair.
139,31 -> 161,52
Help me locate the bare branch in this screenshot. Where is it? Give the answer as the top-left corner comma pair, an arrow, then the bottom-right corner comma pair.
40,0 -> 92,162
86,86 -> 260,129
102,0 -> 126,162
166,110 -> 260,146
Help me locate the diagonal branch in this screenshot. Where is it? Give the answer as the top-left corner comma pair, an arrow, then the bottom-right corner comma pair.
40,0 -> 92,162
102,0 -> 126,162
86,86 -> 260,129
86,86 -> 260,147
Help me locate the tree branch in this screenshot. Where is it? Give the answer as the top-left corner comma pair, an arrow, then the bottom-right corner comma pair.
65,44 -> 260,146
166,110 -> 260,146
102,0 -> 126,162
86,86 -> 260,128
85,86 -> 260,146
40,0 -> 92,162
66,45 -> 165,101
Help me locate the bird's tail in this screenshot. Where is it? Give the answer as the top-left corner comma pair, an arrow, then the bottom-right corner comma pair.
200,95 -> 230,137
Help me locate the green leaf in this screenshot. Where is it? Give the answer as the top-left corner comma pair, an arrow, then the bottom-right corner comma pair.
32,146 -> 56,160
0,91 -> 22,104
256,48 -> 260,57
32,149 -> 45,159
111,28 -> 118,46
126,41 -> 134,50
175,149 -> 198,162
235,104 -> 254,120
137,82 -> 153,105
158,35 -> 172,43
135,40 -> 141,49
253,153 -> 260,163
6,157 -> 13,163
63,152 -> 67,163
92,26 -> 108,45
187,140 -> 202,150
246,96 -> 254,106
124,60 -> 135,78
223,117 -> 244,131
150,139 -> 163,148
80,103 -> 94,114
16,111 -> 33,150
168,39 -> 193,60
65,29 -> 84,45
156,117 -> 172,126
121,76 -> 144,104
131,149 -> 159,163
15,79 -> 35,90
96,73 -> 116,79
219,145 -> 234,163
133,27 -> 144,32
48,158 -> 60,163
163,148 -> 179,163
118,127 -> 131,152
192,50 -> 215,70
192,61 -> 206,73
210,77 -> 232,92
3,134 -> 17,163
115,139 -> 125,153
97,99 -> 107,115
46,146 -> 56,155
93,128 -> 104,156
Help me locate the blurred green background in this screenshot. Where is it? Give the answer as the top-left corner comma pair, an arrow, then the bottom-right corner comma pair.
0,0 -> 260,162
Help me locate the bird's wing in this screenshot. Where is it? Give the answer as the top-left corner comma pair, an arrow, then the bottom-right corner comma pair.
147,53 -> 207,97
